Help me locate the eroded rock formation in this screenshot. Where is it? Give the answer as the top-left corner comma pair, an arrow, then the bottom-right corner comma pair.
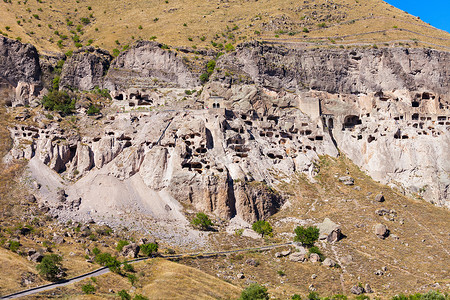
3,38 -> 450,230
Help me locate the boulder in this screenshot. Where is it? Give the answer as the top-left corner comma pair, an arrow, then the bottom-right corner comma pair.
275,249 -> 291,257
322,258 -> 336,267
121,243 -> 140,258
341,255 -> 353,264
309,253 -> 320,263
339,176 -> 354,186
245,258 -> 259,266
350,285 -> 365,295
289,252 -> 306,262
365,284 -> 374,293
375,194 -> 385,202
52,235 -> 65,245
317,218 -> 342,243
29,252 -> 43,263
374,223 -> 389,239
20,272 -> 37,287
26,195 -> 37,203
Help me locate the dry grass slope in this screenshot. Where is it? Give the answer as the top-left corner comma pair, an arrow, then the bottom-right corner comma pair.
27,258 -> 241,299
0,0 -> 449,54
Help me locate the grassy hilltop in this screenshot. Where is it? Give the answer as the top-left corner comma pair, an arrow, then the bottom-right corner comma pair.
0,0 -> 449,54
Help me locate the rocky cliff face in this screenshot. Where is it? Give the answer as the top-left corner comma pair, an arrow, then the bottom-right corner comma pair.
59,47 -> 112,91
213,42 -> 450,97
4,38 -> 450,229
0,37 -> 41,106
104,41 -> 199,91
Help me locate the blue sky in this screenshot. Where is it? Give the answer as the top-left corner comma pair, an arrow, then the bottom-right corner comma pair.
384,0 -> 450,33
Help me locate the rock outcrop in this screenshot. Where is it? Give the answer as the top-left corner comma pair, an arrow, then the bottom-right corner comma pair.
59,47 -> 112,91
104,41 -> 199,92
4,38 -> 450,233
0,36 -> 41,106
213,42 -> 450,97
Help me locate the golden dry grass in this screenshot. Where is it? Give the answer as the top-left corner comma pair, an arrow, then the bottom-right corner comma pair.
28,258 -> 241,299
0,0 -> 449,54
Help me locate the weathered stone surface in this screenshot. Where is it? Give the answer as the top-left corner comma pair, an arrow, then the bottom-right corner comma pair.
105,41 -> 199,90
275,249 -> 291,258
365,284 -> 374,293
289,252 -> 306,262
375,194 -> 385,202
52,235 -> 65,244
121,243 -> 140,258
339,176 -> 355,186
29,252 -> 43,263
375,223 -> 389,239
322,258 -> 336,267
309,253 -> 320,263
214,42 -> 450,96
60,47 -> 112,90
318,218 -> 342,243
350,285 -> 365,295
0,36 -> 41,107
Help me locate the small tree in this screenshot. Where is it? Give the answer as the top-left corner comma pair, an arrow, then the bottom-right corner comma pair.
252,220 -> 273,237
116,240 -> 129,252
36,254 -> 63,281
82,283 -> 96,294
140,243 -> 158,257
94,253 -> 121,273
86,105 -> 100,115
191,212 -> 213,230
118,289 -> 131,300
294,226 -> 319,247
239,283 -> 269,300
123,262 -> 135,272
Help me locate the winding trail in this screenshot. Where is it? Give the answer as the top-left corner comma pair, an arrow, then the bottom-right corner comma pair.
0,242 -> 292,299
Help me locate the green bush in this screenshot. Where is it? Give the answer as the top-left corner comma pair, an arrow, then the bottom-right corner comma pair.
307,291 -> 320,300
239,283 -> 269,300
392,291 -> 448,300
94,253 -> 121,273
118,289 -> 131,300
8,240 -> 20,252
52,76 -> 60,90
133,295 -> 149,300
199,73 -> 210,83
82,283 -> 96,294
292,295 -> 302,300
191,212 -> 213,230
112,48 -> 120,57
42,90 -> 75,115
141,242 -> 158,256
36,254 -> 63,281
92,247 -> 101,256
127,273 -> 137,286
86,105 -> 100,115
116,240 -> 129,252
123,262 -> 135,272
330,294 -> 348,300
224,43 -> 235,52
294,226 -> 319,247
81,17 -> 90,25
252,220 -> 273,237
